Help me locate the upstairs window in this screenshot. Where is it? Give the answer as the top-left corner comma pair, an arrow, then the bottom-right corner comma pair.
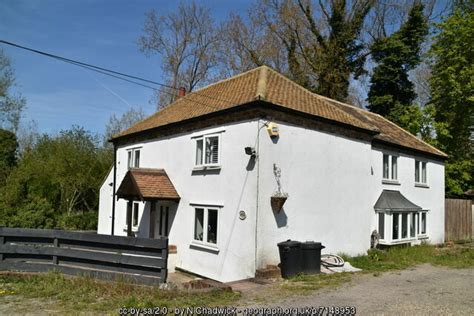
383,154 -> 398,181
415,160 -> 427,184
127,148 -> 141,169
195,134 -> 220,167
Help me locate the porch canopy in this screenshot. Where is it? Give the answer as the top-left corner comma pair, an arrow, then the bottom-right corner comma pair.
116,168 -> 180,201
374,190 -> 421,213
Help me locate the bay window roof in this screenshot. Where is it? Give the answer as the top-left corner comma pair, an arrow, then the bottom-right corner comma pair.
374,190 -> 422,212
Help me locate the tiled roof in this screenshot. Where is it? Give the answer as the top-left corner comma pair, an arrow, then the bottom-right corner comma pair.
116,168 -> 180,201
322,96 -> 447,158
115,66 -> 446,158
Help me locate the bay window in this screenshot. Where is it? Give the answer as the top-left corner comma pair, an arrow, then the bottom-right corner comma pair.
377,210 -> 429,244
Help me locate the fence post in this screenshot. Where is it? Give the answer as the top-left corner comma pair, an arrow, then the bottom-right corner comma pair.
53,237 -> 59,265
0,236 -> 4,261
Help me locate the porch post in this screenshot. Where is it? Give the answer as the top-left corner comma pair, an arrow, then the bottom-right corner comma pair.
149,200 -> 156,238
126,200 -> 133,237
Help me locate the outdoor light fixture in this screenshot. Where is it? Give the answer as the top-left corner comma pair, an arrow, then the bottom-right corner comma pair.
245,146 -> 256,157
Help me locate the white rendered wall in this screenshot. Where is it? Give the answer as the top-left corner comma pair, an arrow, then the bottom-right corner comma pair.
369,148 -> 445,245
255,120 -> 374,268
99,120 -> 260,282
255,120 -> 445,269
98,168 -> 113,235
98,117 -> 445,282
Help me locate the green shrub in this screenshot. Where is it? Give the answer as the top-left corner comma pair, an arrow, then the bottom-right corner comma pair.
56,211 -> 98,231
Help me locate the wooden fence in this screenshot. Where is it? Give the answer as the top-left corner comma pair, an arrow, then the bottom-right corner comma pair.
0,227 -> 168,284
445,199 -> 473,242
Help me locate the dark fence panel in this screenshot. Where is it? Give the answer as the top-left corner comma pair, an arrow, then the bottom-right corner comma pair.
0,227 -> 168,285
445,199 -> 472,242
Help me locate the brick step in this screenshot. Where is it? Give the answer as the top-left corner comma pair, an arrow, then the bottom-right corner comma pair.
255,265 -> 281,279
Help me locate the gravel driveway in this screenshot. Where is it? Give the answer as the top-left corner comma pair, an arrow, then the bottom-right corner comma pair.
259,264 -> 474,315
0,264 -> 472,315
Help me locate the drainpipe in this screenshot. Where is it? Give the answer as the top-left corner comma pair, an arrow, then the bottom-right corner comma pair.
111,143 -> 117,236
255,119 -> 263,273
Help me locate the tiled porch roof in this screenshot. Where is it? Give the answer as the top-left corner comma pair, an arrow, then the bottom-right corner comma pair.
116,168 -> 180,201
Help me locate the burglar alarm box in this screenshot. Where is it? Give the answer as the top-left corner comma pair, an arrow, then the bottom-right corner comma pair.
267,122 -> 279,137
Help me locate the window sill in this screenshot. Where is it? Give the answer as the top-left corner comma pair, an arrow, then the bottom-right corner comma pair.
382,179 -> 400,185
379,238 -> 416,245
415,183 -> 429,188
123,226 -> 138,233
193,165 -> 221,171
418,234 -> 428,240
190,241 -> 219,253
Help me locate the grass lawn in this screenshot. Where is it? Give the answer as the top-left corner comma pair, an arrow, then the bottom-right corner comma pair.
0,272 -> 240,313
346,242 -> 474,272
0,243 -> 472,311
280,242 -> 474,293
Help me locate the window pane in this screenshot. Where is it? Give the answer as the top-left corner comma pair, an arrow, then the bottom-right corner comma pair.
392,213 -> 399,240
383,154 -> 389,179
194,208 -> 204,241
416,213 -> 419,235
128,151 -> 132,169
132,203 -> 139,227
421,162 -> 427,183
410,213 -> 416,237
134,150 -> 140,168
401,213 -> 408,238
415,160 -> 420,182
391,156 -> 398,180
205,136 -> 219,164
378,213 -> 385,239
421,212 -> 427,234
196,139 -> 203,165
207,209 -> 218,244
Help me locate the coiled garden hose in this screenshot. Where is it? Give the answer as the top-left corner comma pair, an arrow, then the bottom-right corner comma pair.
321,254 -> 345,268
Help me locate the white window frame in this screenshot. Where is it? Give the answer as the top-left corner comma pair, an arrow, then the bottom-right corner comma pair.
415,160 -> 428,186
194,134 -> 221,168
378,210 -> 429,245
191,205 -> 220,251
124,201 -> 141,233
382,153 -> 399,183
132,201 -> 140,229
419,210 -> 428,237
127,147 -> 141,169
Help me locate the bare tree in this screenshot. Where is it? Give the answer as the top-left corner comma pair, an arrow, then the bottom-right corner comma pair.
366,0 -> 440,41
247,0 -> 375,101
0,49 -> 26,133
219,10 -> 289,77
139,1 -> 220,109
103,107 -> 146,147
16,119 -> 40,154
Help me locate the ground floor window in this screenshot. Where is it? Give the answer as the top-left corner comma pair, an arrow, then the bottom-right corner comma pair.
132,202 -> 139,228
378,210 -> 428,244
125,201 -> 141,232
193,206 -> 219,246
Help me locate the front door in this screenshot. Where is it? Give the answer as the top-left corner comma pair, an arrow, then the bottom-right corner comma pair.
152,201 -> 174,238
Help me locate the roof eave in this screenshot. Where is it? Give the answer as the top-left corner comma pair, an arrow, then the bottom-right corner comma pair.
111,100 -> 379,144
372,139 -> 448,161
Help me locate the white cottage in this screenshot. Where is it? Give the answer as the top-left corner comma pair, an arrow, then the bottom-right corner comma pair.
98,66 -> 446,282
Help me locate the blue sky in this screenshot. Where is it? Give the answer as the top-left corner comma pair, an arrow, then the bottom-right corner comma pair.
1,0 -> 252,135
